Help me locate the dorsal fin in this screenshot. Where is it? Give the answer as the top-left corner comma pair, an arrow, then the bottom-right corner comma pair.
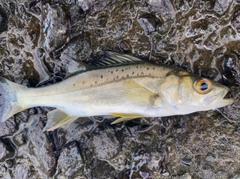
63,51 -> 145,77
61,54 -> 92,78
92,51 -> 144,67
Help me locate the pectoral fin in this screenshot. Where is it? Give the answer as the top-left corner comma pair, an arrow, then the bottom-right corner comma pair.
110,112 -> 143,124
123,79 -> 159,106
44,109 -> 77,131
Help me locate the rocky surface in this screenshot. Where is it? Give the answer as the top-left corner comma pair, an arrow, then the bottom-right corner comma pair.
0,0 -> 239,178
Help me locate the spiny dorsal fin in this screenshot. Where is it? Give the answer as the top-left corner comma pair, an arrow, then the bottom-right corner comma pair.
92,51 -> 144,67
61,54 -> 91,78
63,52 -> 145,76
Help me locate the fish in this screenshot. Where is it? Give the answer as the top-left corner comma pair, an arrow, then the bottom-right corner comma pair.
0,52 -> 234,131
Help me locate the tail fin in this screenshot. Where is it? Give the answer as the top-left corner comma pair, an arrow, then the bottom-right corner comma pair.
0,77 -> 26,122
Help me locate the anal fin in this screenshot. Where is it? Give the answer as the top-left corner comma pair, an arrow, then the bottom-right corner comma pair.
110,112 -> 143,124
44,109 -> 77,131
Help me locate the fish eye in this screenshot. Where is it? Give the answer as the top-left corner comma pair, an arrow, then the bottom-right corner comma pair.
194,78 -> 212,94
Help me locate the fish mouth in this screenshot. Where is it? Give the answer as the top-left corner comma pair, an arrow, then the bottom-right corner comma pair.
203,87 -> 234,108
217,87 -> 234,107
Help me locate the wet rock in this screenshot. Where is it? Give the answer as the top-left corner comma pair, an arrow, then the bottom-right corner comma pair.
232,174 -> 240,179
116,168 -> 130,179
215,171 -> 229,178
69,5 -> 85,25
201,169 -> 213,179
5,159 -> 14,168
185,19 -> 209,38
222,55 -> 239,85
160,162 -> 170,177
177,173 -> 192,179
54,141 -> 83,178
28,0 -> 42,15
206,154 -> 216,163
0,139 -> 14,162
92,129 -> 120,160
15,164 -> 29,179
28,121 -> 56,176
117,39 -> 132,53
0,118 -> 17,137
90,159 -> 117,178
232,10 -> 240,34
107,152 -> 128,171
0,164 -> 11,178
180,156 -> 192,166
61,39 -> 91,61
148,0 -> 175,20
14,164 -> 37,179
42,4 -> 69,52
13,130 -> 27,147
51,128 -> 67,150
138,13 -> 162,35
83,0 -> 112,14
130,152 -> 163,178
213,0 -> 232,15
77,0 -> 90,11
0,6 -> 8,33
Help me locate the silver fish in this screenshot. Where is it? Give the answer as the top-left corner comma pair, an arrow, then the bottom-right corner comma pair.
0,52 -> 234,131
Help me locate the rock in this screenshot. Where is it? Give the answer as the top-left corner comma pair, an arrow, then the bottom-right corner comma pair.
61,39 -> 91,62
130,152 -> 163,178
54,141 -> 84,178
14,164 -> 33,179
148,0 -> 175,20
0,6 -> 8,33
232,174 -> 240,179
213,0 -> 232,15
42,4 -> 69,52
13,130 -> 27,147
77,0 -> 90,11
137,13 -> 162,35
89,159 -> 116,178
79,0 -> 112,14
202,169 -> 213,179
0,118 -> 17,137
28,121 -> 56,176
180,156 -> 192,166
92,129 -> 120,160
116,169 -> 130,179
0,164 -> 10,179
232,10 -> 240,34
0,139 -> 14,162
178,173 -> 192,179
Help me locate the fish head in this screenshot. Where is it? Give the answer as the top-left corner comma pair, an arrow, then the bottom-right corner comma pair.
158,70 -> 234,114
